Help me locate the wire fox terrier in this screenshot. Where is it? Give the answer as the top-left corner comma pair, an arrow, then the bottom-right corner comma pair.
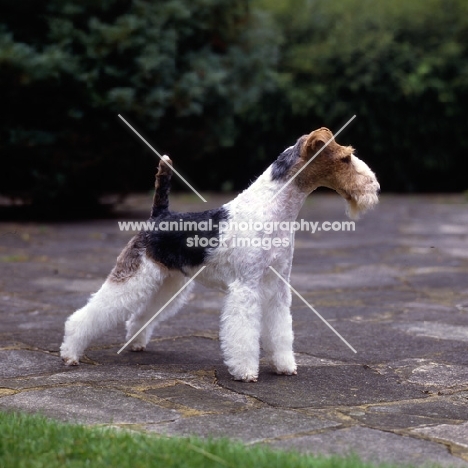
60,127 -> 380,382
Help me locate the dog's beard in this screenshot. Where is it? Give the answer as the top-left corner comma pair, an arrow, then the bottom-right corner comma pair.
346,192 -> 379,219
345,191 -> 379,219
334,186 -> 379,219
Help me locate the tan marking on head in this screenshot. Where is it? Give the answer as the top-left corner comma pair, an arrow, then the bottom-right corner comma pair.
300,127 -> 336,158
292,127 -> 355,193
285,127 -> 379,218
109,232 -> 146,283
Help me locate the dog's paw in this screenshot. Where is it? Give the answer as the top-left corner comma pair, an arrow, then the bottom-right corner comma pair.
243,375 -> 258,383
233,375 -> 258,383
62,356 -> 80,366
60,344 -> 80,366
231,370 -> 258,383
276,368 -> 297,376
130,344 -> 146,352
272,355 -> 297,376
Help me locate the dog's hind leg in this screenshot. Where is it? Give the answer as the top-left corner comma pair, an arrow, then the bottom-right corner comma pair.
60,256 -> 166,365
124,155 -> 178,351
125,272 -> 194,351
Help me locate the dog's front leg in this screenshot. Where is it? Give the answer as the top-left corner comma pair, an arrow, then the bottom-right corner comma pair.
220,280 -> 262,382
261,279 -> 297,376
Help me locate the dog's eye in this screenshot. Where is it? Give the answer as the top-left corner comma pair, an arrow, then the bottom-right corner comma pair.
341,155 -> 351,164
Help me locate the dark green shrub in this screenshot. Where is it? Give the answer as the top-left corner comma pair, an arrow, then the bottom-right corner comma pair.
0,0 -> 278,208
255,0 -> 468,192
1,0 -> 467,211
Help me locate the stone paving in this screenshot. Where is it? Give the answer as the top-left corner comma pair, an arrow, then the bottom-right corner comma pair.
1,194 -> 468,466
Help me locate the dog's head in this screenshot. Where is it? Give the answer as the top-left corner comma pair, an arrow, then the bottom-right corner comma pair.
289,127 -> 380,218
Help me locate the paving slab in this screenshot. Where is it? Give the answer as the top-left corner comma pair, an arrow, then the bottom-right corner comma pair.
147,408 -> 342,443
412,422 -> 468,450
0,364 -> 197,390
343,398 -> 468,429
0,386 -> 179,425
293,319 -> 468,365
267,426 -> 468,467
145,383 -> 247,413
85,336 -> 223,372
1,194 -> 468,466
0,350 -> 61,379
217,365 -> 427,408
407,362 -> 468,388
395,321 -> 468,343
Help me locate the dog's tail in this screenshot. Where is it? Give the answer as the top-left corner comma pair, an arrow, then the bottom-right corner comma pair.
151,155 -> 173,217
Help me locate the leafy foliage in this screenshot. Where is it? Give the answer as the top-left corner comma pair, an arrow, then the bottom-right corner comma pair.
256,0 -> 468,191
1,0 -> 467,209
0,0 -> 278,207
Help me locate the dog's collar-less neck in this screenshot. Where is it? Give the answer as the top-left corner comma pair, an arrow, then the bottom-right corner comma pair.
229,165 -> 308,223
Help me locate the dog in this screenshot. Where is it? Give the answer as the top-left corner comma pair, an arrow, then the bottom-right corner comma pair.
60,127 -> 380,382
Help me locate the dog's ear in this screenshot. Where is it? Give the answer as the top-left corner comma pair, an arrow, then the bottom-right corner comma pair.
303,127 -> 334,156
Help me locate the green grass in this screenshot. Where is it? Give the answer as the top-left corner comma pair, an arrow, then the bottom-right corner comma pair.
0,411 -> 384,468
